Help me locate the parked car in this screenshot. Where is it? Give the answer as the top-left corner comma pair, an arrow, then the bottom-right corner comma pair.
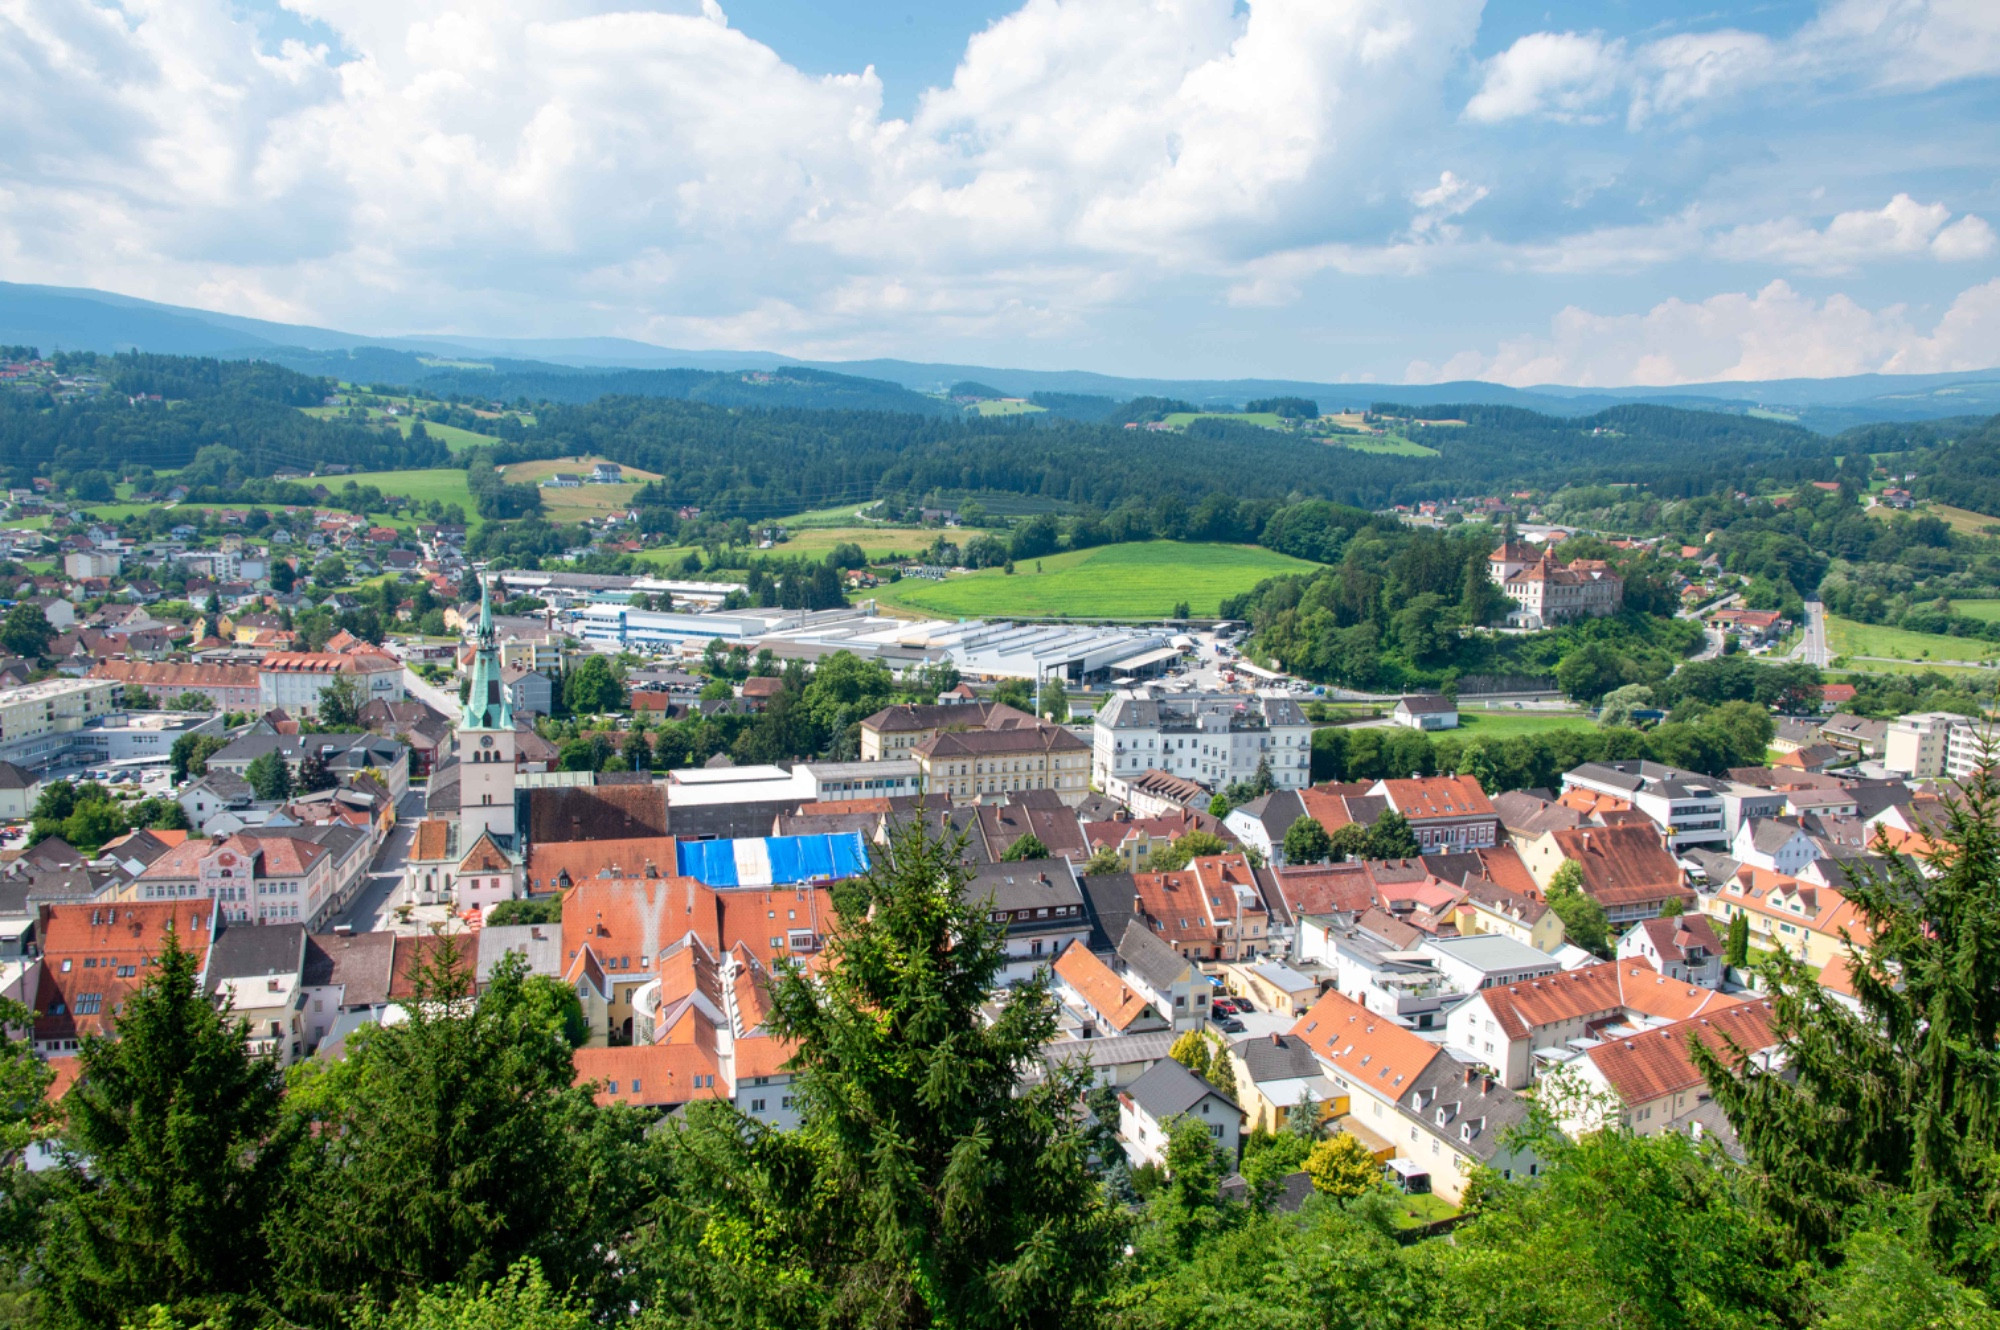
1214,1016 -> 1246,1033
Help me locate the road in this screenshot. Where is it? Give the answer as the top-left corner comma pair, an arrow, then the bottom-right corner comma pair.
1799,600 -> 1831,668
331,789 -> 430,933
402,666 -> 462,719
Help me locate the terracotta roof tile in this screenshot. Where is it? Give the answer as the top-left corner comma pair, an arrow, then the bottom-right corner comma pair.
1290,988 -> 1443,1096
1053,940 -> 1161,1032
572,1043 -> 724,1107
1585,1000 -> 1777,1105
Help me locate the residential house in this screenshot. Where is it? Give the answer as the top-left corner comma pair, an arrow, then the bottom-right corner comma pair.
1561,1000 -> 1778,1138
1130,854 -> 1272,962
203,923 -> 308,1064
1560,761 -> 1729,851
1699,865 -> 1871,968
0,762 -> 39,821
1092,691 -> 1313,794
859,700 -> 1038,761
1442,959 -> 1743,1090
1392,695 -> 1459,731
1219,959 -> 1321,1017
1420,933 -> 1561,994
1224,1031 -> 1342,1134
1617,914 -> 1725,989
501,665 -> 554,716
1118,1057 -> 1243,1170
1520,823 -> 1695,925
1052,940 -> 1171,1036
1111,918 -> 1212,1032
1732,818 -> 1820,875
912,722 -> 1092,804
33,901 -> 216,1054
1292,989 -> 1537,1201
1452,877 -> 1566,953
1366,776 -> 1500,852
962,858 -> 1090,984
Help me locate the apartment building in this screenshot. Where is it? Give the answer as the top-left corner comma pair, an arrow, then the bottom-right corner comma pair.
1092,690 -> 1312,793
1560,760 -> 1728,850
0,678 -> 119,770
911,723 -> 1091,803
858,699 -> 1036,761
259,650 -> 404,716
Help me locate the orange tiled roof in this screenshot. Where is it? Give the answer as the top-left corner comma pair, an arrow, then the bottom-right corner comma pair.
526,836 -> 680,891
1377,775 -> 1496,821
1290,988 -> 1443,1097
1584,999 -> 1777,1105
412,819 -> 454,862
1053,940 -> 1160,1032
572,1042 -> 724,1107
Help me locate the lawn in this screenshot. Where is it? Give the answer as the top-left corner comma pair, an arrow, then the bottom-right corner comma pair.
1917,503 -> 2000,538
1336,434 -> 1439,458
1948,599 -> 2000,622
1453,708 -> 1598,740
773,502 -> 895,528
772,526 -> 932,562
301,406 -> 501,452
967,399 -> 1046,417
1388,1192 -> 1459,1230
867,541 -> 1318,619
1827,614 -> 2000,664
496,457 -> 663,522
1159,411 -> 1290,431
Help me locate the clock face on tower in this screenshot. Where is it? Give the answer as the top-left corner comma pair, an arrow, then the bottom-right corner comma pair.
481,736 -> 494,748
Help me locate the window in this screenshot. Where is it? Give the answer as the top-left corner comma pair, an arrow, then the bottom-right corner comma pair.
751,1098 -> 766,1112
606,1081 -> 620,1094
631,1079 -> 642,1094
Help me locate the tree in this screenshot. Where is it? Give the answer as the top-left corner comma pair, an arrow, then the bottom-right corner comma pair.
1695,771 -> 2000,1267
1597,682 -> 1655,728
316,672 -> 363,730
1168,1029 -> 1213,1082
1238,1129 -> 1311,1210
1328,822 -> 1373,862
270,559 -> 295,594
267,946 -> 623,1324
1081,844 -> 1124,876
296,752 -> 336,794
1725,911 -> 1750,968
1208,793 -> 1232,818
1555,642 -> 1635,704
1545,859 -> 1610,956
243,751 -> 292,802
170,732 -> 228,782
37,929 -> 290,1329
1304,1133 -> 1382,1198
118,685 -> 159,710
706,813 -> 1125,1327
1151,1116 -> 1231,1259
563,656 -> 625,715
1041,677 -> 1069,723
1150,830 -> 1229,872
1001,832 -> 1050,861
1,603 -> 53,659
1282,816 -> 1333,865
991,678 -> 1033,713
621,729 -> 651,772
1286,1090 -> 1322,1139
167,692 -> 214,712
1365,810 -> 1420,860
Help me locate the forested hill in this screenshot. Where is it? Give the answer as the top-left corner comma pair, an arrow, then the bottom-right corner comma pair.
516,393 -> 1851,517
0,353 -> 446,484
1905,413 -> 2000,516
257,345 -> 953,416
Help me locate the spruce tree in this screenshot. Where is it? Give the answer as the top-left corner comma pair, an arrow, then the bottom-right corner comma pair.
39,928 -> 290,1329
736,814 -> 1125,1327
1695,771 -> 2000,1268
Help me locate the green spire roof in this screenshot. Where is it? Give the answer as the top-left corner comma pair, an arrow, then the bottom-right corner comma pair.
461,575 -> 513,731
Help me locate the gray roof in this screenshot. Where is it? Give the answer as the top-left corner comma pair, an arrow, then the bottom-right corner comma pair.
1746,818 -> 1808,853
1682,848 -> 1742,883
1229,1031 -> 1323,1085
184,771 -> 256,805
1233,789 -> 1307,840
1079,872 -> 1138,952
302,930 -> 397,1008
476,924 -> 563,982
1116,918 -> 1191,991
1032,1030 -> 1178,1083
1568,760 -> 1721,800
0,762 -> 36,791
1125,1055 -> 1238,1119
204,922 -> 307,994
1393,1057 -> 1530,1164
211,732 -> 398,766
1097,692 -> 1309,732
963,860 -> 1083,916
1423,932 -> 1559,974
1397,694 -> 1456,714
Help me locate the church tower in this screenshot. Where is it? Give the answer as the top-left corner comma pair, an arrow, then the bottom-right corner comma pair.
457,575 -> 517,844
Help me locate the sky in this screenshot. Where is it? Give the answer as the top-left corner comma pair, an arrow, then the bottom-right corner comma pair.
1,0 -> 1998,386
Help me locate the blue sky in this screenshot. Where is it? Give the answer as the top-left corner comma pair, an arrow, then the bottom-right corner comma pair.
1,0 -> 1996,385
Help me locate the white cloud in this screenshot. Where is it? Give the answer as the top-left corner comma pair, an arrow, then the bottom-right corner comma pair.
1463,32 -> 1624,123
1408,278 -> 2000,387
1800,0 -> 2000,88
1714,194 -> 1996,272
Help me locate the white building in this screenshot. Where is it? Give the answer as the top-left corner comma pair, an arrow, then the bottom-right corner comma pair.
1560,760 -> 1729,851
1093,689 -> 1312,793
0,678 -> 119,770
1117,1057 -> 1243,1170
1885,711 -> 1959,778
457,581 -> 519,847
258,651 -> 404,716
63,550 -> 122,579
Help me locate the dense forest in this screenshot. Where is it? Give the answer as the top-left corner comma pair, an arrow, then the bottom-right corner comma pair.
10,800 -> 2000,1330
0,355 -> 445,486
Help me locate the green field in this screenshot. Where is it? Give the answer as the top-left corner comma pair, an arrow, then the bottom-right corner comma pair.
1828,614 -> 2000,663
866,541 -> 1317,618
301,406 -> 500,452
1948,599 -> 2000,622
1337,434 -> 1439,457
773,502 -> 894,528
1159,411 -> 1290,431
1918,503 -> 2000,538
1453,708 -> 1598,739
967,399 -> 1046,417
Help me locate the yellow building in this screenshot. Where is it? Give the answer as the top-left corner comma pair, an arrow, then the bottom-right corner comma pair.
913,724 -> 1091,804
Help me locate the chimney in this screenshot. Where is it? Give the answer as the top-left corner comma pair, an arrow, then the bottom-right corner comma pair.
1481,1075 -> 1494,1095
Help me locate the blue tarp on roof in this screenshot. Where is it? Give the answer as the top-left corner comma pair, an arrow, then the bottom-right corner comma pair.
676,832 -> 871,888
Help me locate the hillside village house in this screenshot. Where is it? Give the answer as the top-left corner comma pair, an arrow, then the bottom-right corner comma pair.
1291,989 -> 1537,1203
859,699 -> 1035,761
1118,1057 -> 1243,1170
1699,865 -> 1871,968
1052,941 -> 1171,1036
1520,822 -> 1695,925
911,722 -> 1091,803
1616,914 -> 1725,989
1391,695 -> 1459,731
1557,999 -> 1778,1139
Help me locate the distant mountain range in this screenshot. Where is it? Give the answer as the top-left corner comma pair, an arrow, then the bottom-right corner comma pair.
5,279 -> 1997,433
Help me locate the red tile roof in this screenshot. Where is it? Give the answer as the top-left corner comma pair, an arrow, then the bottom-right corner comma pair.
572,1043 -> 724,1107
1584,999 -> 1777,1106
1377,775 -> 1496,820
1290,988 -> 1443,1098
1548,824 -> 1691,908
1053,940 -> 1161,1032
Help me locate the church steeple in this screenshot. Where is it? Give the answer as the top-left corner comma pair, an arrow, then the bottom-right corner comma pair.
461,575 -> 513,731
